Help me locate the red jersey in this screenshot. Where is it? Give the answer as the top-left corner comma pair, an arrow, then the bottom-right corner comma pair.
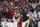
17,21 -> 22,27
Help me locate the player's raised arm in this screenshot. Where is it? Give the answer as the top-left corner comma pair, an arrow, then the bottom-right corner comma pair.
25,14 -> 31,27
26,14 -> 31,21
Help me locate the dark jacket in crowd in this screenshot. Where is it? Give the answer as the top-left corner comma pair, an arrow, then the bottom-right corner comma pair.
0,24 -> 2,27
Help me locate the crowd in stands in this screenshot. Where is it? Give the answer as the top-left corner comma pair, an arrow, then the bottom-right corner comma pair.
0,0 -> 40,27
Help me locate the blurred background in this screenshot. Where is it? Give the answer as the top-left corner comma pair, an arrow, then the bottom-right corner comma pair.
0,0 -> 40,27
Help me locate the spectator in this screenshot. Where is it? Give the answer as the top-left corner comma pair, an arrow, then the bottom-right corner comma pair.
6,19 -> 14,27
0,20 -> 2,27
1,18 -> 7,27
17,18 -> 22,27
32,2 -> 37,10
